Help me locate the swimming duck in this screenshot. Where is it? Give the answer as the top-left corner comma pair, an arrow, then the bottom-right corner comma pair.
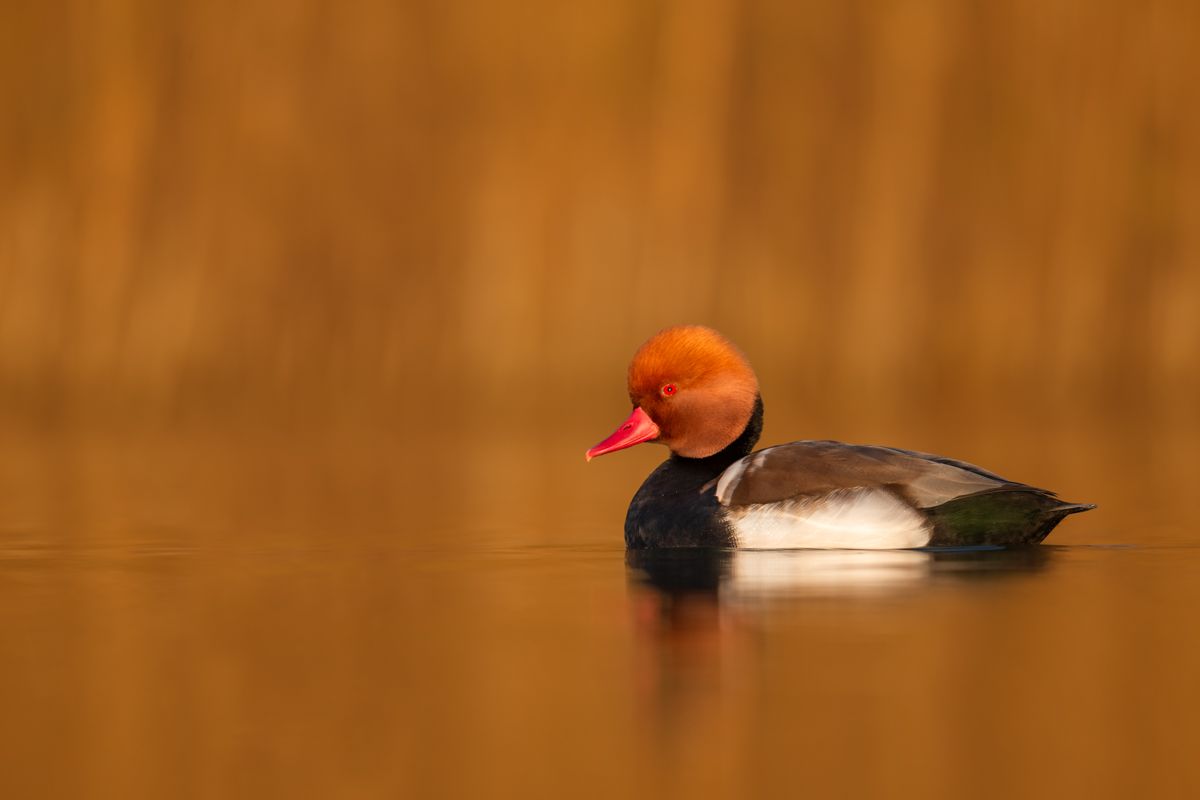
587,325 -> 1093,549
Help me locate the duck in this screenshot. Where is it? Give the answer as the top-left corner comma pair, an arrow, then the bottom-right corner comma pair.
586,325 -> 1094,549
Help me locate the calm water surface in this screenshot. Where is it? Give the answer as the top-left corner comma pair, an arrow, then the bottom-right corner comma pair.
1,425 -> 1198,798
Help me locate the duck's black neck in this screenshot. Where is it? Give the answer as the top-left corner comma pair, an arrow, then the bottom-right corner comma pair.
669,394 -> 763,474
623,396 -> 763,549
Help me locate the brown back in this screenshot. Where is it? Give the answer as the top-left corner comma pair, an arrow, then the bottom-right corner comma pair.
715,441 -> 1036,509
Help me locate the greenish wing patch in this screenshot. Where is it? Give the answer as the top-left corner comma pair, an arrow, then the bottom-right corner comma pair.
925,489 -> 1074,547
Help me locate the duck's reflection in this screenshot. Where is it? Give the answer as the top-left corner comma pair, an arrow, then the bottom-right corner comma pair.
626,546 -> 1054,765
628,546 -> 1052,617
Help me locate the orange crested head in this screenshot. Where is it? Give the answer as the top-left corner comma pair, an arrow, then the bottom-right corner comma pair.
587,325 -> 759,461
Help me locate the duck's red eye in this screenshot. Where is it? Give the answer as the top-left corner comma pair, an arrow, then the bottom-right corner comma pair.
661,383 -> 677,397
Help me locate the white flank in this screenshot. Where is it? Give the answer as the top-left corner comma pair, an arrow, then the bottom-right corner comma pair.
728,488 -> 932,549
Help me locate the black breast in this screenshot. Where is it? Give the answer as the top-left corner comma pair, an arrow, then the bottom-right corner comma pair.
623,396 -> 763,549
624,459 -> 733,548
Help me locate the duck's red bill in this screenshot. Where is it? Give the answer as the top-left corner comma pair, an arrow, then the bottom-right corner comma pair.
586,406 -> 660,461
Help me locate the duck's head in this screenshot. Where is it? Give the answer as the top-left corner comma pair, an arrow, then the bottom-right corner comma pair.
586,325 -> 759,461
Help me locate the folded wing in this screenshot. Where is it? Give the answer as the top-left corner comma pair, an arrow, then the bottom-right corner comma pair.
716,440 -> 1025,508
713,441 -> 1044,549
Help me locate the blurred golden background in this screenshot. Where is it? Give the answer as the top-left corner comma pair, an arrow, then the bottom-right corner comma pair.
3,4 -> 1200,799
4,0 -> 1197,434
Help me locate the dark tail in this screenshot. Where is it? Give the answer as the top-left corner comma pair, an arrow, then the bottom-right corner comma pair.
1027,501 -> 1095,544
926,492 -> 1095,546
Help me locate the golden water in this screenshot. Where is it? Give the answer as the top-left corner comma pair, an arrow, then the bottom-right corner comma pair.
4,1 -> 1200,795
1,408 -> 1197,798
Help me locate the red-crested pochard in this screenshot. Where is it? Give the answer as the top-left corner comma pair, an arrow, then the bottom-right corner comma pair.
587,325 -> 1093,549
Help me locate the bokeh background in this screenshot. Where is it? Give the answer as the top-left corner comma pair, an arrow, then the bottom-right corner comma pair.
5,0 -> 1198,549
2,2 -> 1200,798
4,0 -> 1197,431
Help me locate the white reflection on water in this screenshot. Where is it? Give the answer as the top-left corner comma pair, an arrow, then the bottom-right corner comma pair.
722,549 -> 932,599
627,546 -> 1051,608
